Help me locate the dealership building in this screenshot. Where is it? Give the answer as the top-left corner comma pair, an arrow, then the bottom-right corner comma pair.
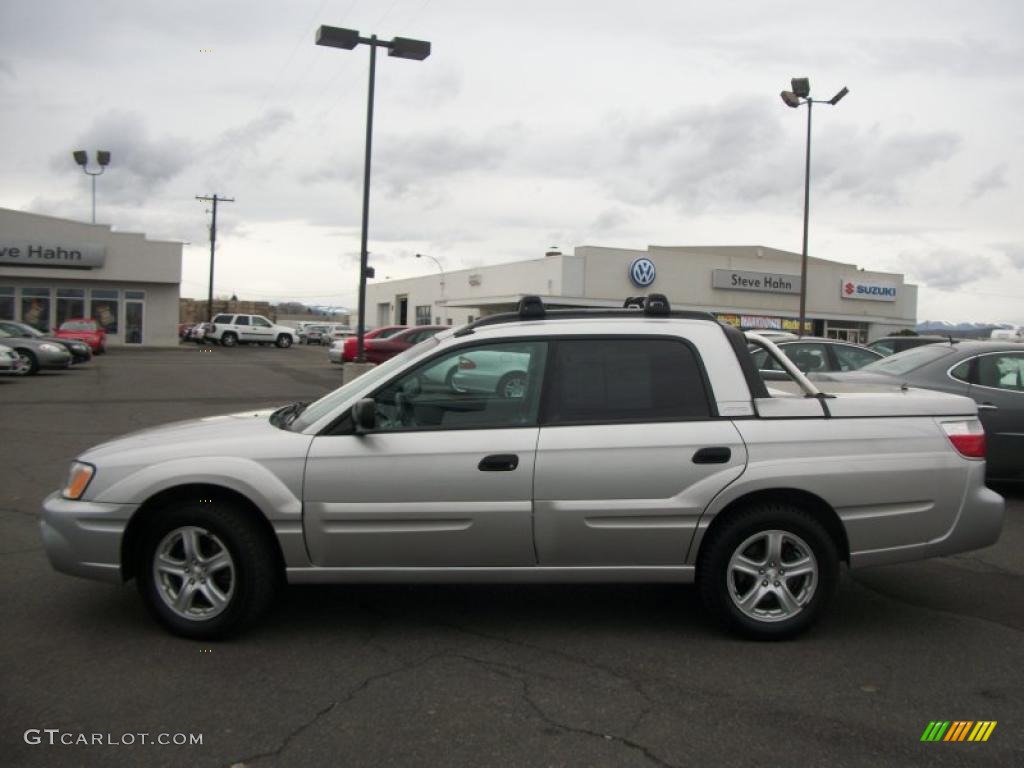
366,245 -> 917,342
0,207 -> 183,347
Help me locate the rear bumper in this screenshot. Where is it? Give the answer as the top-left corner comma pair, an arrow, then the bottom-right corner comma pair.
39,492 -> 136,583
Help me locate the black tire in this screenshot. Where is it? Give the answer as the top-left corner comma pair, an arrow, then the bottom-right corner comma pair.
135,500 -> 281,639
220,332 -> 238,348
697,503 -> 839,640
15,348 -> 39,375
496,371 -> 527,399
276,334 -> 292,349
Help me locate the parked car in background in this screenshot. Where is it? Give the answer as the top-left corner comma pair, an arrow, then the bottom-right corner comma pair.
867,335 -> 955,356
0,343 -> 22,375
0,328 -> 73,374
207,314 -> 297,348
443,347 -> 533,397
302,325 -> 330,345
748,336 -> 883,381
338,326 -> 406,362
177,323 -> 193,340
55,318 -> 106,354
323,324 -> 356,345
811,340 -> 1024,481
363,325 -> 446,365
989,328 -> 1023,341
0,320 -> 92,364
186,322 -> 214,343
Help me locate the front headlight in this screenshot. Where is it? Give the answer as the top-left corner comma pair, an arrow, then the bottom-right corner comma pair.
40,343 -> 64,353
62,461 -> 96,500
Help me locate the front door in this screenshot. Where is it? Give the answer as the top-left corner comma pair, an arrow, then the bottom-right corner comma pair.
302,339 -> 549,567
249,316 -> 276,343
532,337 -> 747,566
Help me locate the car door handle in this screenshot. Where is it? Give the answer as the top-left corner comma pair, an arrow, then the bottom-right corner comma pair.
478,454 -> 519,471
692,447 -> 732,464
977,403 -> 998,411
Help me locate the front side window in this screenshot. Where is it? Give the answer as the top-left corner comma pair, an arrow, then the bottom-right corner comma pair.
977,354 -> 1024,392
370,341 -> 548,431
252,316 -> 272,328
833,344 -> 881,371
547,338 -> 712,425
869,340 -> 895,356
90,289 -> 119,334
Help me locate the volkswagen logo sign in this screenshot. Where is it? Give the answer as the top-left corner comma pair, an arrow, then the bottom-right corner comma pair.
629,257 -> 657,288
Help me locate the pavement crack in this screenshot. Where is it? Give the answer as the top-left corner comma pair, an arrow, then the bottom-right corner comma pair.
453,653 -> 680,768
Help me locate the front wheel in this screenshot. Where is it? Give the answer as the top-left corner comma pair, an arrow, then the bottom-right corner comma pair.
276,334 -> 292,349
697,503 -> 839,640
15,349 -> 38,375
136,501 -> 281,639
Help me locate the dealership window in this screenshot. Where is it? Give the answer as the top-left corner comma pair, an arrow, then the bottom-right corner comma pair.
56,288 -> 86,328
0,287 -> 13,320
21,287 -> 51,332
547,338 -> 712,424
90,289 -> 119,334
415,305 -> 431,325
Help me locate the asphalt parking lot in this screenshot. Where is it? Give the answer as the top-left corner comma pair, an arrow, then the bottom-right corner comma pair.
1,344 -> 1022,767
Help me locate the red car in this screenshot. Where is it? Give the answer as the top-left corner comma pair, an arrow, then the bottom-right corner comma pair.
55,318 -> 107,354
363,325 -> 447,364
341,325 -> 407,362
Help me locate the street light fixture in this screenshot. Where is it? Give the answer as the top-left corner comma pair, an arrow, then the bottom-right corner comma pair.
72,149 -> 111,224
416,253 -> 446,324
779,77 -> 848,337
316,25 -> 431,362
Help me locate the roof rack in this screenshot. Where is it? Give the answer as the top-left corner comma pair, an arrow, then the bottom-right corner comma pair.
453,294 -> 717,336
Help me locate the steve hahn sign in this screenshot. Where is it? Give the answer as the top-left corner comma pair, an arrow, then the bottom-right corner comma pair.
712,269 -> 801,295
0,242 -> 106,269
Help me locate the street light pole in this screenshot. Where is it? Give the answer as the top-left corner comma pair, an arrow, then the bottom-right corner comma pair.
316,25 -> 431,363
72,150 -> 111,224
416,253 -> 446,324
195,194 -> 235,322
780,79 -> 848,337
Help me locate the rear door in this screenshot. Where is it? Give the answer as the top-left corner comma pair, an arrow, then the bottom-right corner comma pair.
969,351 -> 1024,480
533,337 -> 747,566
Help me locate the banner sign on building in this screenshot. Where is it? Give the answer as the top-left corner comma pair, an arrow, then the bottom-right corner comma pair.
712,269 -> 801,294
0,242 -> 106,269
740,315 -> 782,330
840,278 -> 898,302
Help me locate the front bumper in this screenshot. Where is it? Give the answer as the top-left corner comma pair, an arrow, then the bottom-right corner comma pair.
39,492 -> 137,583
39,349 -> 73,370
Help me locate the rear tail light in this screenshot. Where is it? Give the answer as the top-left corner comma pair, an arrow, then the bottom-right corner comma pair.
941,419 -> 986,459
458,356 -> 476,370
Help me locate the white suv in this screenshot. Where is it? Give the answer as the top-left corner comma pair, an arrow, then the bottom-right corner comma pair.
209,314 -> 297,348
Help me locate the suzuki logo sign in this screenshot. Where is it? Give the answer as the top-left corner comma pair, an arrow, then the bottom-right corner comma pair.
629,257 -> 657,288
840,278 -> 898,302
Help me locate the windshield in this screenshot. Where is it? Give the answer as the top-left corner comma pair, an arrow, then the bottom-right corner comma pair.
288,336 -> 442,432
860,343 -> 956,376
1,321 -> 42,337
60,321 -> 96,332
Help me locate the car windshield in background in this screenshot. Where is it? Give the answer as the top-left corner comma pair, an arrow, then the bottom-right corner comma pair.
287,335 -> 441,432
1,321 -> 43,337
60,321 -> 96,332
860,343 -> 956,376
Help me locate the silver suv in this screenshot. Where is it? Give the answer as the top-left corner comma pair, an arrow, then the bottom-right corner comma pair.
40,295 -> 1002,640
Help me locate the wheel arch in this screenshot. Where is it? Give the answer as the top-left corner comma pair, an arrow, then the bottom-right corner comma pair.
120,483 -> 285,581
692,488 -> 849,567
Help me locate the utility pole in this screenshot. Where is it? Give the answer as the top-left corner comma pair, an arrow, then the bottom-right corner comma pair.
195,194 -> 235,322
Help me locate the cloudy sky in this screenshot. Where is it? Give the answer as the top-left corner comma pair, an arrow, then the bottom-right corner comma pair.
2,0 -> 1022,322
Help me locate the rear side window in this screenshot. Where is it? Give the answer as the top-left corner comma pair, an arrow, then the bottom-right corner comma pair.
546,338 -> 712,425
235,316 -> 250,326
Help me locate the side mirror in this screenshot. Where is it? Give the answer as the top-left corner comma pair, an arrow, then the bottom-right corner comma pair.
352,398 -> 376,433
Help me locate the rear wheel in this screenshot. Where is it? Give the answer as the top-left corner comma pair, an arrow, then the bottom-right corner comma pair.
276,334 -> 292,349
697,503 -> 838,640
15,348 -> 38,375
136,500 -> 281,639
496,371 -> 527,399
220,332 -> 238,348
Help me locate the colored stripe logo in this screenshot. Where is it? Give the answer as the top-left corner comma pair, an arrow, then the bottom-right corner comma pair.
921,721 -> 997,742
